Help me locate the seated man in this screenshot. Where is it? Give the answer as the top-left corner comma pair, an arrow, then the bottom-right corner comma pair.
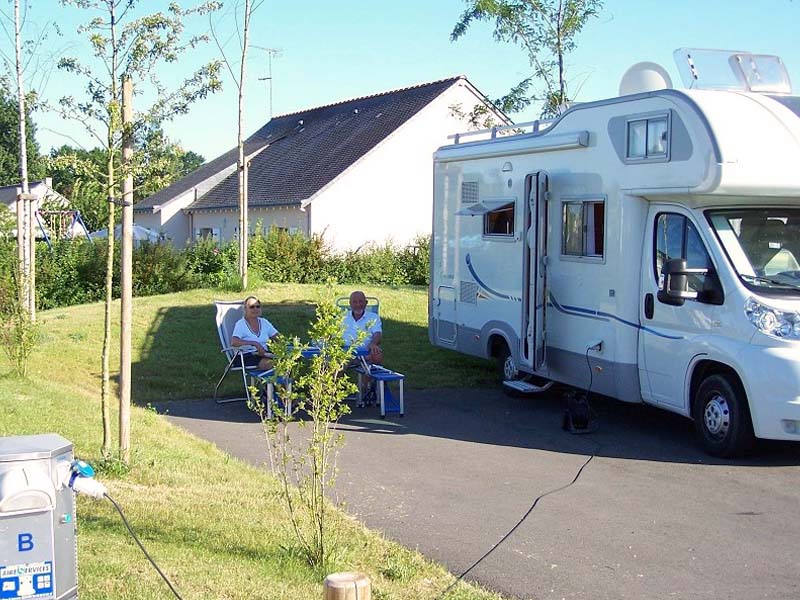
342,291 -> 383,403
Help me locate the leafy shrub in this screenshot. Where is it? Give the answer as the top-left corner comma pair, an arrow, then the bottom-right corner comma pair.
1,302 -> 39,377
399,234 -> 430,286
0,229 -> 433,312
0,241 -> 17,314
249,226 -> 328,283
324,236 -> 430,286
185,237 -> 238,288
133,242 -> 197,296
36,239 -> 106,309
0,244 -> 39,377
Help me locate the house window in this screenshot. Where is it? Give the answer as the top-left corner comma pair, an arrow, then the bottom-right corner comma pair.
195,227 -> 220,242
562,200 -> 604,257
626,114 -> 669,160
484,201 -> 515,237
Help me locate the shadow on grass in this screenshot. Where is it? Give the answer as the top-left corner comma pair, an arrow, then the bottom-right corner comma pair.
132,298 -> 494,404
132,299 -> 317,404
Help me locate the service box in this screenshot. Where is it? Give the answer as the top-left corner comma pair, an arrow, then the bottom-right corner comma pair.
0,434 -> 77,600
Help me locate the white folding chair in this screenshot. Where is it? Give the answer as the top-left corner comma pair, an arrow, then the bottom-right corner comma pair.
213,300 -> 273,405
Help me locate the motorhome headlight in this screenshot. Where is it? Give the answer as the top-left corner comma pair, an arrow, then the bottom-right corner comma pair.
744,297 -> 800,339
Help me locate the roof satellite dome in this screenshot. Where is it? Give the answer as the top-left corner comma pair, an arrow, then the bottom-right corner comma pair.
619,61 -> 673,96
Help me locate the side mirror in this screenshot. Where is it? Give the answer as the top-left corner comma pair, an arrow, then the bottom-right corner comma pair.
657,258 -> 707,306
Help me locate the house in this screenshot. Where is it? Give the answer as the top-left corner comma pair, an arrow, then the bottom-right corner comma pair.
134,76 -> 508,250
0,178 -> 68,213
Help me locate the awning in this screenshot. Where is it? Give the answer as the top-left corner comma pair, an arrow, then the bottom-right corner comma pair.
455,198 -> 515,216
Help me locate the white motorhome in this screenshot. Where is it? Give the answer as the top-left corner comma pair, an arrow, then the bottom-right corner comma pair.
429,49 -> 800,456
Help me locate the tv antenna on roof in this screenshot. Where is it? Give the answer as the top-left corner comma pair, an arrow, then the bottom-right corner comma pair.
253,46 -> 282,119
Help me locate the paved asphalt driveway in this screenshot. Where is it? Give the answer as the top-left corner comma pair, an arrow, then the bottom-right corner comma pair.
159,388 -> 800,600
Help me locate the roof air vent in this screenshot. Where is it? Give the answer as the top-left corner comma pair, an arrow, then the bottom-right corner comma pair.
353,108 -> 359,115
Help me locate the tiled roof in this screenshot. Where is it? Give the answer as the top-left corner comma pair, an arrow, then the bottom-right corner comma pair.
186,76 -> 465,211
0,179 -> 63,208
134,140 -> 268,211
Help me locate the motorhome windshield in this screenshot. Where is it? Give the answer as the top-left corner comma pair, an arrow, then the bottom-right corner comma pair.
708,208 -> 800,295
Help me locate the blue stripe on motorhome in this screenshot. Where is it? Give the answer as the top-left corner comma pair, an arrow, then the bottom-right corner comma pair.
465,253 -> 521,302
548,293 -> 684,340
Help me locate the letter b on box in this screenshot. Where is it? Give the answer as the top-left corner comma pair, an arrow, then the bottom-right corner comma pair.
18,533 -> 34,552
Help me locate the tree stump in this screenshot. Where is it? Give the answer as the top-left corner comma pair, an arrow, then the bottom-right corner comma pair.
322,572 -> 371,600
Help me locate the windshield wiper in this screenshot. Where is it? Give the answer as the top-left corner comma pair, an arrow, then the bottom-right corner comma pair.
740,274 -> 800,289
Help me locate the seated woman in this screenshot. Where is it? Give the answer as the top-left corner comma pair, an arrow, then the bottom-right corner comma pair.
231,295 -> 280,371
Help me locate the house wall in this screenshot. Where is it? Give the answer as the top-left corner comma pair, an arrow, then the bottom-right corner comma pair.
135,161 -> 238,246
135,189 -> 193,246
190,206 -> 307,241
307,82 -> 493,251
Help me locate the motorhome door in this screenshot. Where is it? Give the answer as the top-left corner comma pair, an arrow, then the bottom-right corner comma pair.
639,205 -> 722,409
521,172 -> 549,371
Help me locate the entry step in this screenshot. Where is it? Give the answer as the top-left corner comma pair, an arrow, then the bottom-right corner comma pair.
503,379 -> 554,393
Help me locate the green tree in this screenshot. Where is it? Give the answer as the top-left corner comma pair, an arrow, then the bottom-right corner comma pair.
47,145 -> 109,231
57,0 -> 222,462
134,127 -> 205,200
211,0 -> 266,290
49,133 -> 205,230
0,81 -> 42,185
451,0 -> 603,117
251,290 -> 359,569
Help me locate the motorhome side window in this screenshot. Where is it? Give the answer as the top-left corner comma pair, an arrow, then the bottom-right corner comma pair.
561,200 -> 604,258
627,115 -> 669,160
654,213 -> 714,294
484,202 -> 515,237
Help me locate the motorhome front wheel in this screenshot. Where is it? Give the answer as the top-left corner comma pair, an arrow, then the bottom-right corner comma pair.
496,344 -> 519,382
693,374 -> 755,458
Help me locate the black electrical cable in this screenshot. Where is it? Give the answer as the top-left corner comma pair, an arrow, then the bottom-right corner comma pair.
581,346 -> 600,433
435,439 -> 599,599
104,493 -> 184,600
437,353 -> 603,599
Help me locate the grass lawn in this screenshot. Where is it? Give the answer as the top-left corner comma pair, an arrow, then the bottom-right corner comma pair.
0,284 -> 505,600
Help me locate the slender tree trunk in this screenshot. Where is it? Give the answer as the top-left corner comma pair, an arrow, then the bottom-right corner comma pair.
100,7 -> 119,458
13,0 -> 32,318
119,76 -> 133,465
557,1 -> 566,109
15,194 -> 23,305
237,0 -> 252,289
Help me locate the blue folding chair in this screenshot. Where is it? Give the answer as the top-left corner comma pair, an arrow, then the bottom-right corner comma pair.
337,296 -> 405,416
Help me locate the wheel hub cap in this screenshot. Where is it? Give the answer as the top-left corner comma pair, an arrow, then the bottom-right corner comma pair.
504,356 -> 518,380
703,394 -> 730,437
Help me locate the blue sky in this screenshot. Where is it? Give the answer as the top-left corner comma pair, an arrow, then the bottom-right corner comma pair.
13,0 -> 800,161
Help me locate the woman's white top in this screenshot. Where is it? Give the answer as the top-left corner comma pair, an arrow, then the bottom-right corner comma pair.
231,317 -> 278,353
